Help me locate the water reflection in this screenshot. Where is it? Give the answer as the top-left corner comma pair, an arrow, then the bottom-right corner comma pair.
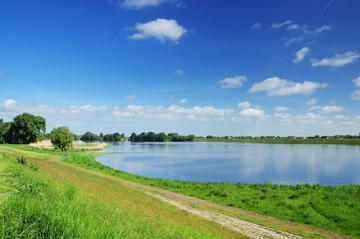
97,142 -> 360,185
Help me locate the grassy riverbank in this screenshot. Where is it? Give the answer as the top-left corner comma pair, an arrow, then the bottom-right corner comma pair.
1,144 -> 359,238
0,147 -> 246,238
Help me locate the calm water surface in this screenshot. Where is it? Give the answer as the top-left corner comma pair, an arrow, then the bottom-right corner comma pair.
96,142 -> 360,185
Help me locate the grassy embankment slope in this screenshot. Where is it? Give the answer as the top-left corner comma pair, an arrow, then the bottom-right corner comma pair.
1,143 -> 359,238
0,145 -> 247,239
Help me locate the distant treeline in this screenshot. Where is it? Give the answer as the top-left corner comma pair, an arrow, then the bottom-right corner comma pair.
80,132 -> 126,142
129,132 -> 195,142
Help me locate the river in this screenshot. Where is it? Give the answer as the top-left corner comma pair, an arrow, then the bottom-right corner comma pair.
96,142 -> 360,185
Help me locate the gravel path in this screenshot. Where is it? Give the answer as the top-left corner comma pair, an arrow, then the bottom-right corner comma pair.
147,192 -> 305,239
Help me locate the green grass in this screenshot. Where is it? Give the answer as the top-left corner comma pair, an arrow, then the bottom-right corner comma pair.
0,147 -> 246,239
1,144 -> 359,238
60,150 -> 360,237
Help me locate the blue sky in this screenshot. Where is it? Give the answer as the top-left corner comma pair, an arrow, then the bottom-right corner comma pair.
1,0 -> 360,137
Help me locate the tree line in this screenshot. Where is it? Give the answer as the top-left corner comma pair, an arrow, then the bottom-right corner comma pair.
129,132 -> 195,142
1,113 -> 194,151
79,132 -> 126,142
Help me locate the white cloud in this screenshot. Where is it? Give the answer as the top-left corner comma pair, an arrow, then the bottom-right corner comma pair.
297,113 -> 324,123
309,105 -> 321,111
238,101 -> 251,109
334,115 -> 349,120
251,23 -> 261,30
0,99 -> 58,115
1,99 -> 17,109
248,77 -> 327,96
287,24 -> 299,30
218,75 -> 248,89
351,89 -> 360,100
285,37 -> 304,46
293,47 -> 310,63
320,106 -> 346,114
167,105 -> 233,116
353,76 -> 360,87
311,51 -> 360,67
285,25 -> 331,46
67,105 -> 107,115
270,20 -> 291,29
274,112 -> 291,119
310,25 -> 332,35
239,108 -> 266,118
120,0 -> 177,9
128,18 -> 187,44
112,111 -> 134,117
179,99 -> 187,103
125,95 -> 137,100
306,98 -> 318,105
274,106 -> 289,111
175,69 -> 184,75
355,115 -> 360,120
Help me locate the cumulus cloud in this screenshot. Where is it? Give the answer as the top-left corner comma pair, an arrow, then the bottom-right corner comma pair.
167,104 -> 233,116
334,115 -> 349,120
309,105 -> 321,111
239,108 -> 266,118
293,47 -> 310,63
113,104 -> 233,118
179,99 -> 187,103
0,99 -> 57,115
128,18 -> 187,43
67,105 -> 107,115
311,51 -> 360,67
274,112 -> 291,119
125,95 -> 137,100
251,23 -> 261,30
270,20 -> 291,29
218,75 -> 248,89
248,77 -> 327,96
353,76 -> 360,87
119,0 -> 178,9
306,98 -> 318,105
274,106 -> 289,111
0,99 -> 108,118
238,101 -> 251,109
297,113 -> 324,123
351,90 -> 360,100
320,106 -> 346,114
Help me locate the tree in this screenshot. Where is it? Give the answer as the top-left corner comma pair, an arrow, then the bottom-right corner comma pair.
4,113 -> 46,144
0,119 -> 7,143
129,132 -> 137,142
50,126 -> 74,151
80,132 -> 102,141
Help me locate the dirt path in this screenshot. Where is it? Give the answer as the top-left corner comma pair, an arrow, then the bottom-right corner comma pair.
68,166 -> 349,239
148,192 -> 304,239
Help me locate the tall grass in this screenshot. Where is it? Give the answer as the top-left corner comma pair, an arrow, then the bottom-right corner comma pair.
0,152 -> 245,239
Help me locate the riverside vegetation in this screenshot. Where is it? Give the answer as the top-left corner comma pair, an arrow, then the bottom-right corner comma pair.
1,144 -> 360,238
